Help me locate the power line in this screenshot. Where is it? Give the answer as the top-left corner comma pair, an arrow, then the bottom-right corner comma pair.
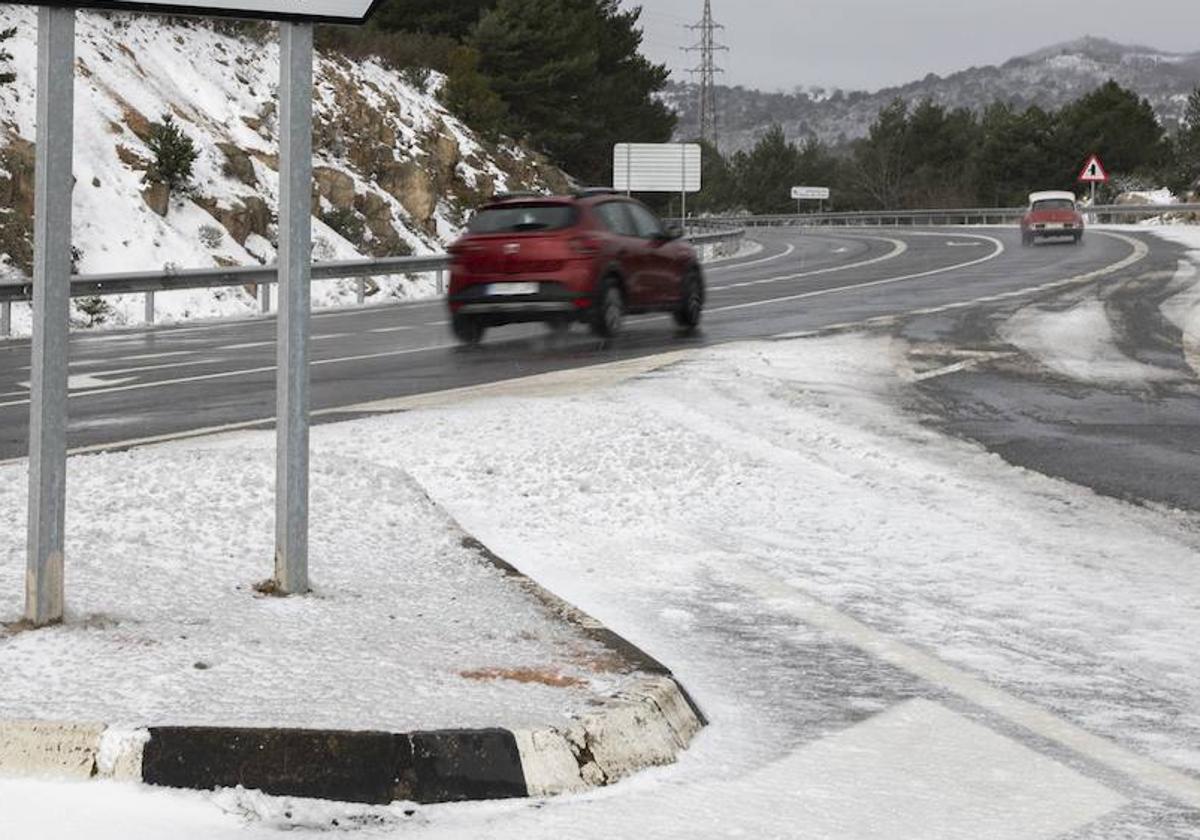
682,0 -> 728,147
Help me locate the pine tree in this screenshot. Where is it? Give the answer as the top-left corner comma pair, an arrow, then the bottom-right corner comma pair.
1177,87 -> 1200,194
372,0 -> 495,41
471,0 -> 674,183
145,115 -> 199,201
0,27 -> 17,86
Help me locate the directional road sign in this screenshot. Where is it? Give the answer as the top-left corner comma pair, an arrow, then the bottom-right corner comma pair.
5,0 -> 382,23
613,143 -> 703,194
1078,154 -> 1109,183
791,186 -> 831,201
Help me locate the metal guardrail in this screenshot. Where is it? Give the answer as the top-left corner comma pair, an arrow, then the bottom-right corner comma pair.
709,203 -> 1200,228
0,228 -> 746,336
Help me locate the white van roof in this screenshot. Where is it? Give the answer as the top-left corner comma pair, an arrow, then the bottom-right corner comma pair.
1029,191 -> 1077,205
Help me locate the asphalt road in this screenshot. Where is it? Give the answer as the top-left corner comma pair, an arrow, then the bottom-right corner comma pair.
0,225 -> 1177,471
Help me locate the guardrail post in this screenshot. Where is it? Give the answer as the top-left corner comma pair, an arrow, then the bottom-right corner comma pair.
26,6 -> 75,627
356,278 -> 365,305
1,301 -> 10,338
436,269 -> 445,296
261,282 -> 271,314
273,21 -> 313,596
144,290 -> 155,325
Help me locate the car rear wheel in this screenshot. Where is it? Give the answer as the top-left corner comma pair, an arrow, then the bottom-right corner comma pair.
673,269 -> 704,331
590,280 -> 624,338
1021,232 -> 1034,247
451,314 -> 485,345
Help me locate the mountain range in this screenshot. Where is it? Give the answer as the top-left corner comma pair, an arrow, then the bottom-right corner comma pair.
663,37 -> 1200,152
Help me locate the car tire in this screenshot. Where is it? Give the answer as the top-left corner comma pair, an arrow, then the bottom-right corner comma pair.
1021,233 -> 1034,247
451,314 -> 485,345
1073,233 -> 1083,245
546,318 -> 571,336
673,269 -> 704,331
590,279 -> 624,338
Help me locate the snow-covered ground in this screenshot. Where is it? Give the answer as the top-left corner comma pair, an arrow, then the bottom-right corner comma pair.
0,438 -> 636,731
4,331 -> 1199,837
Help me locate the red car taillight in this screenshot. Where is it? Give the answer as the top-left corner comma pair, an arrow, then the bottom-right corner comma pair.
569,235 -> 601,257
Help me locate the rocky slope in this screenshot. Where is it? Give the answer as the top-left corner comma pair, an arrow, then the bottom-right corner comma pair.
0,7 -> 567,329
667,37 -> 1200,152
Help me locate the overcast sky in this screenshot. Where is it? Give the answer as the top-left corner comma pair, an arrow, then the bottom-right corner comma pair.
629,1 -> 1199,91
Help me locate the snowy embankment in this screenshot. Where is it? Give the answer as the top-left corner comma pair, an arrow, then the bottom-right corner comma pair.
0,437 -> 637,731
0,7 -> 563,335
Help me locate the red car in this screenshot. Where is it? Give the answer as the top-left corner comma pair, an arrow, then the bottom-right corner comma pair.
1021,191 -> 1085,246
446,191 -> 704,343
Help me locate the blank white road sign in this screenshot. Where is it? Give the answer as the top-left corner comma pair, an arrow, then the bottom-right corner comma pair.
614,143 -> 702,193
791,186 -> 831,200
7,0 -> 382,23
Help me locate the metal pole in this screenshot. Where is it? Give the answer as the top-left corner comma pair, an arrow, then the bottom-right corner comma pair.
26,6 -> 75,626
144,290 -> 155,325
273,22 -> 313,595
1,301 -> 10,338
261,282 -> 271,314
356,278 -> 365,305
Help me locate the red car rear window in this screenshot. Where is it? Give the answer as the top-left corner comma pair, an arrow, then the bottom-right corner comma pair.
1032,199 -> 1076,212
468,204 -> 578,234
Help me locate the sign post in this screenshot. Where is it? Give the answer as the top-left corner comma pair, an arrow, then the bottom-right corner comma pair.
791,186 -> 831,215
274,21 -> 313,595
26,5 -> 75,626
1078,154 -> 1109,214
17,0 -> 380,623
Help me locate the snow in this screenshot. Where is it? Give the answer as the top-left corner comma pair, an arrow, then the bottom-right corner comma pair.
999,298 -> 1178,384
0,439 -> 639,731
4,333 -> 1200,835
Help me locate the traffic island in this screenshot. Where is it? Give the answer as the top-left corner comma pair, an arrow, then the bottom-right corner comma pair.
0,445 -> 704,804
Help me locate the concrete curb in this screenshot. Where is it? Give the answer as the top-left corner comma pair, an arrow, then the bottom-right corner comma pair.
0,539 -> 706,805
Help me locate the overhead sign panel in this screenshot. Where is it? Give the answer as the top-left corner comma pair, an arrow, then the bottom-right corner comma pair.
6,0 -> 382,24
613,143 -> 702,194
1078,154 -> 1109,183
791,186 -> 830,200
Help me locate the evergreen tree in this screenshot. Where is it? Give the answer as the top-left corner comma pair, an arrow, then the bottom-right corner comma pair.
1173,87 -> 1200,195
145,115 -> 199,204
1053,80 -> 1167,189
0,27 -> 16,86
372,0 -> 495,41
852,99 -> 911,209
731,125 -> 801,214
471,0 -> 674,183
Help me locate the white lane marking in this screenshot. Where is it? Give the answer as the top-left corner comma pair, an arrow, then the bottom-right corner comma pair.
712,236 -> 909,293
709,242 -> 796,273
224,341 -> 273,351
369,326 -> 415,335
948,241 -> 984,248
17,374 -> 138,392
772,231 -> 1149,339
730,564 -> 1200,809
0,342 -> 460,409
426,319 -> 450,327
711,233 -> 1005,316
912,359 -> 982,381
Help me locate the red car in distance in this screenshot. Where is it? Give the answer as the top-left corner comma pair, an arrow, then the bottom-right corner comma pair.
446,191 -> 704,344
1021,191 -> 1085,246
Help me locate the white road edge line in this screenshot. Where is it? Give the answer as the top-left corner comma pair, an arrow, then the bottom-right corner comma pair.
712,232 -> 1005,315
709,242 -> 795,272
771,231 -> 1149,339
730,563 -> 1200,809
711,236 -> 909,293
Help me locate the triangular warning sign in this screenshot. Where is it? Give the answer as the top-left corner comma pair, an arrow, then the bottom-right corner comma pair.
1079,154 -> 1109,183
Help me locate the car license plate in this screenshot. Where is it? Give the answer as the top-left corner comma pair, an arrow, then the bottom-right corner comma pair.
488,282 -> 539,296
1046,223 -> 1065,230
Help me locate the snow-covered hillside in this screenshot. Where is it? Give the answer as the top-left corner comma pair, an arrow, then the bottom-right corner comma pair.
0,8 -> 567,329
671,36 -> 1200,151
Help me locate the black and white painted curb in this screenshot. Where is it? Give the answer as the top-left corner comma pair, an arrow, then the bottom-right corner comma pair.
0,537 -> 706,805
